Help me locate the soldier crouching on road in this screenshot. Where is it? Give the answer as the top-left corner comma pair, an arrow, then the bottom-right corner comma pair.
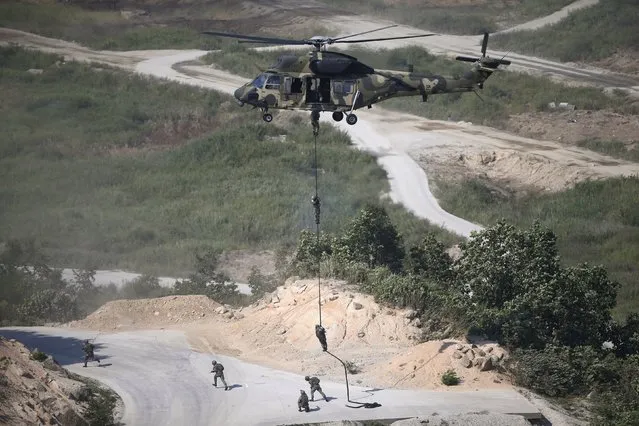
211,360 -> 229,391
298,390 -> 310,412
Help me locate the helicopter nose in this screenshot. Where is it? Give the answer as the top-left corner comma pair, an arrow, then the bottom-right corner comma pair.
234,87 -> 245,105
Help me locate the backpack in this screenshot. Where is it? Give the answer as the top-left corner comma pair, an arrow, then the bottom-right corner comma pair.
218,364 -> 224,372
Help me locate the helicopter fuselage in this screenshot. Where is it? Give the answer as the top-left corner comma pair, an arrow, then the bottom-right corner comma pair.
232,50 -> 496,124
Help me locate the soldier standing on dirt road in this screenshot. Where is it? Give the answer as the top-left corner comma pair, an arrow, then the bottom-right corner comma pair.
305,376 -> 328,402
211,360 -> 229,390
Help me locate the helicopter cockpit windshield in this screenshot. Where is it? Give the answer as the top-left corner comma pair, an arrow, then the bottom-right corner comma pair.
251,74 -> 268,89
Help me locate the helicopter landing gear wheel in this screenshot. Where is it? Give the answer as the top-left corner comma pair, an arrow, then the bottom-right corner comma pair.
346,114 -> 358,125
332,111 -> 344,122
262,113 -> 273,123
311,110 -> 320,122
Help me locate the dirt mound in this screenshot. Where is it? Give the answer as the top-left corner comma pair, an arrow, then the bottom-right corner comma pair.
67,295 -> 221,331
0,336 -> 88,425
184,278 -> 510,391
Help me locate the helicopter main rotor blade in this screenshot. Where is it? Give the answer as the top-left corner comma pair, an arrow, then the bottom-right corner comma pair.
334,33 -> 437,44
331,24 -> 398,42
201,31 -> 307,45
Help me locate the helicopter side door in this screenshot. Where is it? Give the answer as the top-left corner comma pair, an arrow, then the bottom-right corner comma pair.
331,79 -> 357,108
280,76 -> 304,108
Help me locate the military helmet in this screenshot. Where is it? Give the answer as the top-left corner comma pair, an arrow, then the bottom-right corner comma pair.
212,360 -> 217,365
304,376 -> 310,380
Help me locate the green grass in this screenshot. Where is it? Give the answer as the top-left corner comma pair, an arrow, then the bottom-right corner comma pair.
492,0 -> 639,62
205,45 -> 638,129
319,0 -> 575,34
431,176 -> 639,318
0,46 -> 451,275
0,1 -> 232,50
577,139 -> 639,163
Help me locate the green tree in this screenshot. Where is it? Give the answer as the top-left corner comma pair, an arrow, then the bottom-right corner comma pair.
405,233 -> 453,283
456,221 -> 618,349
247,266 -> 276,298
290,229 -> 334,277
337,204 -> 404,273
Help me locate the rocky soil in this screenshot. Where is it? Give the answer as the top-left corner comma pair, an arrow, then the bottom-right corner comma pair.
0,335 -> 110,426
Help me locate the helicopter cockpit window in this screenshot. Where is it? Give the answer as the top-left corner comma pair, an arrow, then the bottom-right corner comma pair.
342,81 -> 355,94
265,75 -> 281,90
251,74 -> 268,89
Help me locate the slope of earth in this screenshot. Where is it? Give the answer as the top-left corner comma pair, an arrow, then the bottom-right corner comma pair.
66,295 -> 221,331
0,335 -> 104,425
66,280 -> 511,392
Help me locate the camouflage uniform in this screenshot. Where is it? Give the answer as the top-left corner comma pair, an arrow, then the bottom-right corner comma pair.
305,376 -> 328,402
315,324 -> 327,351
82,340 -> 100,367
211,360 -> 229,390
298,390 -> 310,412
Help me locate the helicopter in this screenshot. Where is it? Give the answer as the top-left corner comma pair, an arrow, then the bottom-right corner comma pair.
202,26 -> 511,125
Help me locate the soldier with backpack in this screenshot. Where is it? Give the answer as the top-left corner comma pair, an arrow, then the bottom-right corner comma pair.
211,360 -> 229,390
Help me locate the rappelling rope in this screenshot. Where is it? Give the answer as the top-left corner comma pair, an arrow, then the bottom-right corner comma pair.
308,117 -> 380,409
311,127 -> 322,327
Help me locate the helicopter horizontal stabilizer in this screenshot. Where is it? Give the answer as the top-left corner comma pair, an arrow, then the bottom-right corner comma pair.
455,33 -> 511,67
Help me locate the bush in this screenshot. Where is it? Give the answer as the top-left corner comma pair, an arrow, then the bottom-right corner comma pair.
30,349 -> 47,362
344,361 -> 361,375
441,369 -> 460,386
85,390 -> 117,426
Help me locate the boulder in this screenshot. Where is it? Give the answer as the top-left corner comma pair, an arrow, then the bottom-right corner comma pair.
42,357 -> 64,373
455,343 -> 463,351
329,294 -> 339,301
403,309 -> 418,319
69,385 -> 92,402
234,312 -> 244,320
271,294 -> 280,304
224,311 -> 234,319
215,306 -> 228,314
490,354 -> 500,365
476,349 -> 486,357
357,331 -> 365,338
458,355 -> 472,368
480,357 -> 494,372
411,318 -> 422,328
466,350 -> 475,361
452,350 -> 463,359
473,357 -> 484,367
460,345 -> 470,353
353,302 -> 363,310
485,346 -> 494,354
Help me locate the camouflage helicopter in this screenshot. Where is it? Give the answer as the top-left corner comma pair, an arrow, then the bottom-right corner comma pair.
203,26 -> 511,125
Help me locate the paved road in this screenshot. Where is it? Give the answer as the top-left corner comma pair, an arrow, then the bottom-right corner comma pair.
0,327 -> 540,426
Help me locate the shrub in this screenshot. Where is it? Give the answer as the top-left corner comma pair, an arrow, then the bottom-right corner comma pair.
30,349 -> 47,362
344,361 -> 361,375
441,369 -> 460,386
85,391 -> 117,426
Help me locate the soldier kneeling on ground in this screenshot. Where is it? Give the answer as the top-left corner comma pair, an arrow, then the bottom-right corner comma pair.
211,360 -> 229,391
298,390 -> 310,412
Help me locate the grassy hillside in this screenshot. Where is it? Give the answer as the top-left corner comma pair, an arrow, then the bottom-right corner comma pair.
492,0 -> 639,63
319,0 -> 575,34
0,1 -> 328,51
0,46 -> 453,274
432,176 -> 639,318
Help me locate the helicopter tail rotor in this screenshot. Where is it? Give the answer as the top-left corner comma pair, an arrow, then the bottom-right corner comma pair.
455,33 -> 511,67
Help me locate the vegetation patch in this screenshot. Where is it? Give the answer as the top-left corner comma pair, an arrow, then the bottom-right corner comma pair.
0,46 -> 450,274
492,0 -> 639,63
441,369 -> 460,386
319,0 -> 576,35
430,176 -> 639,318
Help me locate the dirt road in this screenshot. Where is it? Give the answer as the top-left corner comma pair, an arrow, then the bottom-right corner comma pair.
0,327 -> 541,426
